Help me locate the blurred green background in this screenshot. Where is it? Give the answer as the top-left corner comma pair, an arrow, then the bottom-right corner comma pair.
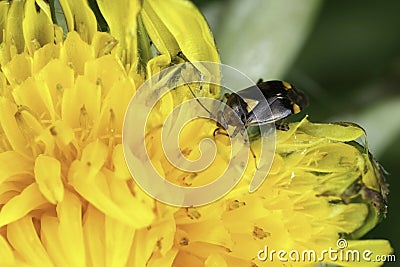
194,0 -> 399,265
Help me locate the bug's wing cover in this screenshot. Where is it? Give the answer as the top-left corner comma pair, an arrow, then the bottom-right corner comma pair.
246,102 -> 276,125
247,96 -> 292,125
236,85 -> 266,101
268,100 -> 292,121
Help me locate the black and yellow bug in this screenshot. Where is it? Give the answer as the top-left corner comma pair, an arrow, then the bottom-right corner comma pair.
188,79 -> 309,137
185,78 -> 308,167
254,79 -> 309,124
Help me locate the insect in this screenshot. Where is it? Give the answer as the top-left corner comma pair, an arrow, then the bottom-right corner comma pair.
187,79 -> 309,138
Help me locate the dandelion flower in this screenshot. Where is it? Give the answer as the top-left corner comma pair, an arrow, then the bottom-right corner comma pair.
0,1 -> 392,267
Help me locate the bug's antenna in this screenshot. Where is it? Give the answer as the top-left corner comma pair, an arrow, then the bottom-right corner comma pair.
185,82 -> 215,118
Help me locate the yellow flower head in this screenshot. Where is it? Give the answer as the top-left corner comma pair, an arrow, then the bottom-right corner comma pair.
0,1 -> 392,267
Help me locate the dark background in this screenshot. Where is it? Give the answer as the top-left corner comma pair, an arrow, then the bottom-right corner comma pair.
287,3 -> 400,266
195,0 -> 399,265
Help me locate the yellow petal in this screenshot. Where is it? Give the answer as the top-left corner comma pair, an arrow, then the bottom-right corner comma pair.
7,216 -> 54,267
69,161 -> 154,227
85,58 -> 135,138
144,0 -> 219,63
52,120 -> 75,146
60,31 -> 94,75
0,234 -> 15,266
0,182 -> 20,205
299,143 -> 360,173
37,59 -> 74,105
127,229 -> 151,267
0,151 -> 33,184
61,75 -> 101,129
1,53 -> 32,86
91,32 -> 118,57
0,183 -> 47,227
34,155 -> 64,204
141,0 -> 179,56
205,253 -> 228,267
33,43 -> 61,73
12,76 -> 56,122
84,54 -> 127,97
22,0 -> 54,55
141,0 -> 179,75
0,71 -> 6,99
80,140 -> 108,179
147,249 -> 179,267
41,215 -> 70,267
324,239 -> 393,267
0,2 -> 9,44
105,216 -> 136,267
128,216 -> 176,266
179,219 -> 233,248
83,205 -> 106,267
173,251 -> 204,267
4,1 -> 25,53
321,204 -> 369,234
96,0 -> 141,66
56,190 -> 86,267
299,120 -> 366,142
112,144 -> 131,180
360,153 -> 382,192
58,0 -> 97,43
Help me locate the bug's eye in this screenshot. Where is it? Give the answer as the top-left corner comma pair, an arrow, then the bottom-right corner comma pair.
287,89 -> 309,108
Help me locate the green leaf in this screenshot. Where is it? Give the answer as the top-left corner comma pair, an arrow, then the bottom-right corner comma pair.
203,0 -> 322,80
333,97 -> 400,157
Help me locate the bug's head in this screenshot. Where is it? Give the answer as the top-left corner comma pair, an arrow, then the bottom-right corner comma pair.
281,81 -> 309,114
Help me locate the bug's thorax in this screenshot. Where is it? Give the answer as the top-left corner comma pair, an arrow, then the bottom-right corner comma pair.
222,93 -> 251,127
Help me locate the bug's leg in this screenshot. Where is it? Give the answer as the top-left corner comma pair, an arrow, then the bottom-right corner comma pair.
213,127 -> 229,137
275,120 -> 290,131
237,128 -> 258,169
237,129 -> 258,169
249,144 -> 258,169
213,111 -> 229,137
